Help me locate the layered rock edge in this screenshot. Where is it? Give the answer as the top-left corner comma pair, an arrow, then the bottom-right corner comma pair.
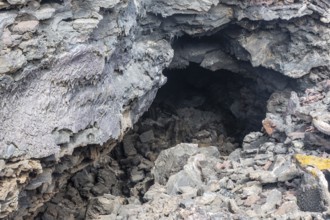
0,0 -> 330,218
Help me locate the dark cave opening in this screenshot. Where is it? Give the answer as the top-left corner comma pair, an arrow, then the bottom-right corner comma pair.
153,63 -> 271,143
109,62 -> 275,200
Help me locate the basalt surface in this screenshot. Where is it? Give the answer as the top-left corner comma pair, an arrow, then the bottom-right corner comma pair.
0,0 -> 330,219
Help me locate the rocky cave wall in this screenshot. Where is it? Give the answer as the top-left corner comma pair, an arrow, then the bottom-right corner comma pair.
0,0 -> 330,219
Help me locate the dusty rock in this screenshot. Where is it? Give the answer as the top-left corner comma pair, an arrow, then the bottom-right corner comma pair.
1,0 -> 330,219
0,49 -> 26,74
11,20 -> 39,34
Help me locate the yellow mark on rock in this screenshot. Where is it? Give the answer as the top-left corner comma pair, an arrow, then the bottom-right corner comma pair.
294,154 -> 330,171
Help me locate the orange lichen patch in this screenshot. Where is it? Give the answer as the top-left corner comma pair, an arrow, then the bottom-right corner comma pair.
294,154 -> 330,171
262,119 -> 275,135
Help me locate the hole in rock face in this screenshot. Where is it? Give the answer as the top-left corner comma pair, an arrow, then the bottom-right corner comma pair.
110,62 -> 275,199
154,63 -> 271,144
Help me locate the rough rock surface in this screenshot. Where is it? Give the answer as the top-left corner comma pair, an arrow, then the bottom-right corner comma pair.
36,77 -> 330,219
0,0 -> 330,218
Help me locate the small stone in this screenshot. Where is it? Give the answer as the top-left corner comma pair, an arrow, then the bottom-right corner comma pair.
240,158 -> 255,166
7,0 -> 28,5
274,201 -> 299,216
249,171 -> 275,184
0,160 -> 5,171
138,159 -> 153,171
145,151 -> 157,162
139,130 -> 155,143
32,6 -> 56,20
226,179 -> 235,190
228,199 -> 240,214
178,186 -> 198,198
260,189 -> 282,213
130,168 -> 145,183
73,19 -> 99,32
179,199 -> 195,208
195,130 -> 211,138
242,184 -> 262,197
123,136 -> 137,156
244,195 -> 261,207
12,20 -> 39,34
206,180 -> 221,192
274,144 -> 287,154
197,192 -> 217,205
292,140 -> 304,148
254,153 -> 273,161
228,149 -> 241,162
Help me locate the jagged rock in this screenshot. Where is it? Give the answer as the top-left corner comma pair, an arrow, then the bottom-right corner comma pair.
1,0 -> 330,219
153,143 -> 200,185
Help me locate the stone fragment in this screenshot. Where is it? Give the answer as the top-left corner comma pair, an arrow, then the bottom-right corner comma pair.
228,199 -> 240,214
274,201 -> 299,216
12,20 -> 39,34
262,118 -> 276,135
31,6 -> 56,20
249,171 -> 277,184
0,49 -> 26,74
0,143 -> 26,159
153,143 -> 199,185
7,0 -> 28,5
166,157 -> 203,195
261,189 -> 282,213
197,192 -> 217,205
178,186 -> 198,198
244,195 -> 260,207
242,184 -> 262,197
73,19 -> 99,33
130,168 -> 145,183
0,160 -> 5,172
139,130 -> 155,143
273,144 -> 287,154
85,195 -> 125,220
123,135 -> 137,156
228,149 -> 241,162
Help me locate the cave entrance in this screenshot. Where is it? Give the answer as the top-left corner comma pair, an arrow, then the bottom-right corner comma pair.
109,62 -> 273,199
122,62 -> 271,159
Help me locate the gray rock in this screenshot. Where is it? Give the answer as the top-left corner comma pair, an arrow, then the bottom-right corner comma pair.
139,130 -> 155,143
152,143 -> 199,185
123,135 -> 137,156
166,154 -> 204,195
261,189 -> 282,213
0,49 -> 26,74
7,0 -> 28,5
130,168 -> 145,183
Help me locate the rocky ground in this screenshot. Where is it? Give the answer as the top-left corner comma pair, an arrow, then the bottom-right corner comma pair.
35,74 -> 330,219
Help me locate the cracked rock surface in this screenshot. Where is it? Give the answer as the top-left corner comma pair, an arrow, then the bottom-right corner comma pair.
1,0 -> 330,218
